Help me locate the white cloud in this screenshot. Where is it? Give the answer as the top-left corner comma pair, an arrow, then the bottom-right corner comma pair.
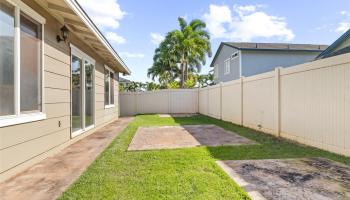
203,5 -> 232,38
120,52 -> 145,58
336,11 -> 350,33
234,5 -> 257,15
150,33 -> 165,45
336,22 -> 350,33
77,0 -> 125,29
340,11 -> 350,16
203,4 -> 295,42
106,32 -> 126,44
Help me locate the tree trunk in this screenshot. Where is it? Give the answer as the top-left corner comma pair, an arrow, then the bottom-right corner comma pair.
184,62 -> 188,85
180,62 -> 185,88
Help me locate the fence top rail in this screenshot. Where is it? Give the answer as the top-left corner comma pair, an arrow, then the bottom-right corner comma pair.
222,79 -> 241,87
243,71 -> 275,83
207,84 -> 222,90
199,87 -> 209,91
281,52 -> 350,76
120,88 -> 198,95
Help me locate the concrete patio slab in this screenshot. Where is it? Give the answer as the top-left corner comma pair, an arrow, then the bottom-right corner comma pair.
158,113 -> 198,118
128,125 -> 257,151
217,158 -> 350,200
0,117 -> 133,200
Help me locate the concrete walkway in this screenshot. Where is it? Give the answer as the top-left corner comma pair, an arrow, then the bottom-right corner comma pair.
0,117 -> 133,200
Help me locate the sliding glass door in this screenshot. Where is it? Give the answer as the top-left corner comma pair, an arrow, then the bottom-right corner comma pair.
71,46 -> 95,137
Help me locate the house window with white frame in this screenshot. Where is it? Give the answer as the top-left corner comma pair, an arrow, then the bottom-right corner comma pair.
0,0 -> 46,127
224,59 -> 230,75
104,66 -> 114,108
214,64 -> 219,78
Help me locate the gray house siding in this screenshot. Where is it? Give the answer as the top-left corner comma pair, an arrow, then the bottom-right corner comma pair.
213,45 -> 240,83
241,50 -> 320,77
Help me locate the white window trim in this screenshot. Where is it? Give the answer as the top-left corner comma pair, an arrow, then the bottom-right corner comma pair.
0,113 -> 46,127
104,65 -> 115,109
70,44 -> 95,65
224,58 -> 230,75
214,64 -> 219,79
105,104 -> 115,109
0,0 -> 46,128
70,44 -> 96,137
7,0 -> 46,24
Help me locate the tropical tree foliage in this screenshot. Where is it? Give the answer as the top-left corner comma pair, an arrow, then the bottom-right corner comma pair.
120,71 -> 213,92
197,71 -> 214,87
148,17 -> 212,88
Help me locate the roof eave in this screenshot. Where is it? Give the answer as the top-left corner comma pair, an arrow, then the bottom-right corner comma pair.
316,29 -> 350,59
210,42 -> 239,67
64,0 -> 131,74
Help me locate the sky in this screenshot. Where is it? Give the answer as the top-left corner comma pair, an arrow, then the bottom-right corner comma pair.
77,0 -> 350,82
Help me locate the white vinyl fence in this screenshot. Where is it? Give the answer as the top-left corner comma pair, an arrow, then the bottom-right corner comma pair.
199,53 -> 350,157
120,53 -> 350,157
120,89 -> 198,116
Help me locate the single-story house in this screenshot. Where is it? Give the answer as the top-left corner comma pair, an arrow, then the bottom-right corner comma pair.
316,28 -> 350,59
0,0 -> 130,181
211,42 -> 328,83
120,77 -> 132,87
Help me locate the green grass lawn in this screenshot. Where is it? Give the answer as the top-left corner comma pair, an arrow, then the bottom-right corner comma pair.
60,115 -> 350,200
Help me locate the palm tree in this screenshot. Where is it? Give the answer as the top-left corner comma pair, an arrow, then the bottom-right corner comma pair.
147,35 -> 180,85
197,72 -> 214,88
125,81 -> 144,92
170,17 -> 212,87
148,17 -> 212,88
145,82 -> 160,91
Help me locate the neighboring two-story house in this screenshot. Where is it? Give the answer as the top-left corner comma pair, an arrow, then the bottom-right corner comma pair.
211,42 -> 328,83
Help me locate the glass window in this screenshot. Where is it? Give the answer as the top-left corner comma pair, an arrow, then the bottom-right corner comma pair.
0,1 -> 15,116
104,67 -> 114,106
20,12 -> 42,113
110,71 -> 114,104
0,0 -> 45,127
224,59 -> 230,75
104,69 -> 110,105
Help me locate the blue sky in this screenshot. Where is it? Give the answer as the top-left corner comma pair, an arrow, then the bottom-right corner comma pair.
77,0 -> 350,82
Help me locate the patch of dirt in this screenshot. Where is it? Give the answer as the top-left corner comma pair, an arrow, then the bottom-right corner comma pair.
241,163 -> 318,184
219,158 -> 350,200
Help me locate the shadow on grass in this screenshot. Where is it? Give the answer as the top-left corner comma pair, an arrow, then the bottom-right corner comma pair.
60,114 -> 349,200
170,114 -> 350,166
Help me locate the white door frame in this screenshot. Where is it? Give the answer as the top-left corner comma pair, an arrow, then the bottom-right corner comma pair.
70,44 -> 96,138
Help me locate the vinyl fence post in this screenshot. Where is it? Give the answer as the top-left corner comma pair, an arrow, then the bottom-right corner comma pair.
197,88 -> 200,114
168,89 -> 171,114
135,92 -> 138,115
274,67 -> 281,137
206,87 -> 209,116
220,82 -> 223,120
240,76 -> 244,126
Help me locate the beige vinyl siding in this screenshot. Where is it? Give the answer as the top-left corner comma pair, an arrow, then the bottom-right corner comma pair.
0,0 -> 120,181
